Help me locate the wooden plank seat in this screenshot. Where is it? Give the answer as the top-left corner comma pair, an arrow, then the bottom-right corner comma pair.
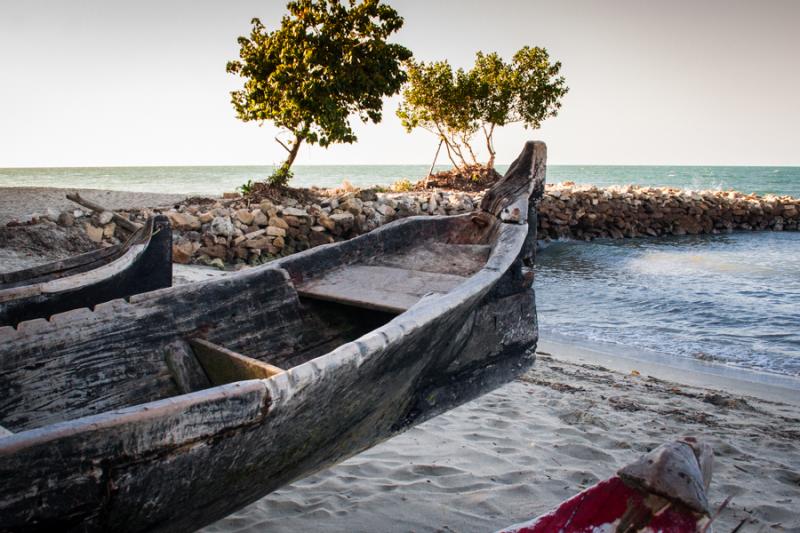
295,264 -> 468,314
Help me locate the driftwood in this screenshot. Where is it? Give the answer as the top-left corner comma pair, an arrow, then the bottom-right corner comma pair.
0,141 -> 547,533
66,192 -> 142,233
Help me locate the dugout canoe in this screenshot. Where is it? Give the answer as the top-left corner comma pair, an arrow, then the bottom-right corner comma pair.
0,141 -> 547,533
498,438 -> 715,533
0,215 -> 172,327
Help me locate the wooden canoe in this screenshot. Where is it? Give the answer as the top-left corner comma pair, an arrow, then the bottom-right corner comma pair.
0,215 -> 172,327
0,141 -> 547,533
498,438 -> 715,533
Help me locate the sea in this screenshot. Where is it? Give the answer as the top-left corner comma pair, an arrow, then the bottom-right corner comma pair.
2,164 -> 799,380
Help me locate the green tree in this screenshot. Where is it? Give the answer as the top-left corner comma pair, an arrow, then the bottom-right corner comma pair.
398,47 -> 568,170
227,0 -> 412,186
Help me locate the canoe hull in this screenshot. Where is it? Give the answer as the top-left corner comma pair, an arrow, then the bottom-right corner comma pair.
0,216 -> 172,327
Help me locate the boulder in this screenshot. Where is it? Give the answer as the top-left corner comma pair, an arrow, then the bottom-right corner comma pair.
210,216 -> 235,237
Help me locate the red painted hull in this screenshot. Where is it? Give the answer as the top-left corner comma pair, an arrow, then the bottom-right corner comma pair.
498,476 -> 708,533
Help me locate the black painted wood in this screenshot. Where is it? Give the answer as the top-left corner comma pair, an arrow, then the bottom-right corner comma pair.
0,215 -> 173,327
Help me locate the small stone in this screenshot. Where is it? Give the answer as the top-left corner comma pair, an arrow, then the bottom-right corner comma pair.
266,226 -> 286,237
272,236 -> 285,249
84,223 -> 104,243
103,222 -> 116,238
167,211 -> 201,230
282,207 -> 308,217
269,216 -> 289,230
172,241 -> 194,264
210,216 -> 235,237
198,211 -> 214,224
235,209 -> 254,225
98,211 -> 114,225
253,210 -> 268,226
57,212 -> 75,227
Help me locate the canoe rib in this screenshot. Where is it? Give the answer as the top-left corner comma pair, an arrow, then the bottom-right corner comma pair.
189,338 -> 284,386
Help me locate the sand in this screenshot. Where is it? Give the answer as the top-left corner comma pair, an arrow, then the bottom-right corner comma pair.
201,345 -> 800,533
0,187 -> 187,226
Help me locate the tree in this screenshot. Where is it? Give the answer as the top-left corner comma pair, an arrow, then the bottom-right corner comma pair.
227,0 -> 412,186
397,47 -> 568,170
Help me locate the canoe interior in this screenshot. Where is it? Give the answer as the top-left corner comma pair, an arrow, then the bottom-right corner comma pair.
0,213 -> 498,433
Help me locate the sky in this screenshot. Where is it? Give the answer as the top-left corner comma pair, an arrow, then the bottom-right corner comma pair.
0,0 -> 798,167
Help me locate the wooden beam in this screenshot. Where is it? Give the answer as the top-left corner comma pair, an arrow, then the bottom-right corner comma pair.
188,338 -> 283,386
66,192 -> 142,233
165,341 -> 212,394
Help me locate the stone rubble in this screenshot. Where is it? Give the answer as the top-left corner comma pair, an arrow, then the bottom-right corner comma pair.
11,183 -> 799,269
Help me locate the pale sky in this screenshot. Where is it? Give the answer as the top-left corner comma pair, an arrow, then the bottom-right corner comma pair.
1,0 -> 798,167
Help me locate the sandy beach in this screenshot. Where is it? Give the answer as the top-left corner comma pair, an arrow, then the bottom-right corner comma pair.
0,187 -> 187,226
200,344 -> 799,532
2,187 -> 798,531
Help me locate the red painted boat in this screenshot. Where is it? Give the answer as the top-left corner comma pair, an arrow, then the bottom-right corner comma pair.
499,438 -> 714,533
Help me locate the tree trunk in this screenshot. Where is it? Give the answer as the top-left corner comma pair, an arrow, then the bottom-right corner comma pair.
283,135 -> 303,171
484,124 -> 496,169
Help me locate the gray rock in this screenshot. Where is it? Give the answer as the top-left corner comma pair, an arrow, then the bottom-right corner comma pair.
210,216 -> 235,237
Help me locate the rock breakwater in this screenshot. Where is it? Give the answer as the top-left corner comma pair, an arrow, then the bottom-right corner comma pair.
9,184 -> 798,268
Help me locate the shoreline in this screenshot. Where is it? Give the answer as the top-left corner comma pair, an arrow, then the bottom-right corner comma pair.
539,332 -> 800,406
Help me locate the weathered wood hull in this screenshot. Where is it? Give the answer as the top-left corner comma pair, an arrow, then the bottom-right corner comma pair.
0,215 -> 172,327
0,142 -> 547,533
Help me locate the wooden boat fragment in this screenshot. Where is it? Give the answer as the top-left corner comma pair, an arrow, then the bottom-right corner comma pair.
0,215 -> 172,327
498,438 -> 715,533
0,141 -> 547,533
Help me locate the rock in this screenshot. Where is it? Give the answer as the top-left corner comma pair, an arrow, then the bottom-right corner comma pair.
282,207 -> 308,217
272,236 -> 285,249
103,222 -> 116,238
222,192 -> 240,199
266,226 -> 287,237
253,210 -> 268,227
198,212 -> 214,224
269,216 -> 289,230
208,258 -> 226,270
245,237 -> 272,249
245,229 -> 266,240
172,241 -> 194,264
198,244 -> 228,259
210,216 -> 235,237
167,211 -> 201,230
57,212 -> 75,227
357,189 -> 378,202
235,208 -> 255,225
317,213 -> 336,232
375,204 -> 395,217
330,212 -> 355,234
84,223 -> 104,243
98,211 -> 114,225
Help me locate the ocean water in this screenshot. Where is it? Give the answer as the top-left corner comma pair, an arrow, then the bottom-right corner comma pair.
536,231 -> 800,377
2,163 -> 799,378
1,164 -> 799,197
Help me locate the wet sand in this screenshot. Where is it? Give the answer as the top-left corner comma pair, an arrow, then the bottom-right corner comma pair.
203,345 -> 800,533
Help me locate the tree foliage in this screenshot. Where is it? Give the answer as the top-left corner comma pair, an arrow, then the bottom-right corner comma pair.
397,47 -> 568,169
227,0 -> 412,186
